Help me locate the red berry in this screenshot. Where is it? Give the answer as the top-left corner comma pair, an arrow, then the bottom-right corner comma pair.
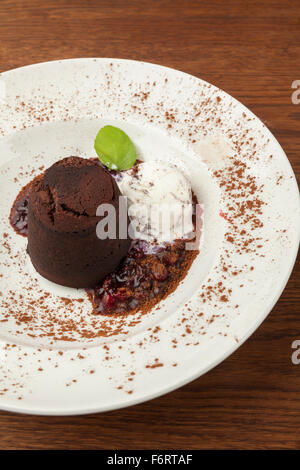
153,263 -> 168,281
102,292 -> 115,310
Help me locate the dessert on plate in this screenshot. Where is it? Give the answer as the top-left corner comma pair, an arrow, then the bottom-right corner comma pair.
27,156 -> 130,288
10,126 -> 200,316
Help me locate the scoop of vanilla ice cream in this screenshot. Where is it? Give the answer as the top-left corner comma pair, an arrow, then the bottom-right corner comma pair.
118,160 -> 193,242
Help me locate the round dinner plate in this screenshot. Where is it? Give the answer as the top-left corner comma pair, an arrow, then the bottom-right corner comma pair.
0,58 -> 299,415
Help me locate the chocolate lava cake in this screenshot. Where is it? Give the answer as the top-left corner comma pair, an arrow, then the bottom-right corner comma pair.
27,156 -> 130,288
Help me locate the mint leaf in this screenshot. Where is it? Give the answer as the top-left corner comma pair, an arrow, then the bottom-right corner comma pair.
94,125 -> 137,171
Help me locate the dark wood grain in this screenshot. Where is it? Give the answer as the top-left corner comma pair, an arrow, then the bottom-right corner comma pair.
0,0 -> 299,450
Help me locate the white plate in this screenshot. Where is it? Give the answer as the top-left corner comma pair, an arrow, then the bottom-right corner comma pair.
0,58 -> 299,415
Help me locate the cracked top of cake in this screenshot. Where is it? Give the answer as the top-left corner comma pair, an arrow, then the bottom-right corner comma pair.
29,156 -> 118,232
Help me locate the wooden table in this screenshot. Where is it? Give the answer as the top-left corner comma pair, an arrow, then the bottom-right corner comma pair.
0,0 -> 299,450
